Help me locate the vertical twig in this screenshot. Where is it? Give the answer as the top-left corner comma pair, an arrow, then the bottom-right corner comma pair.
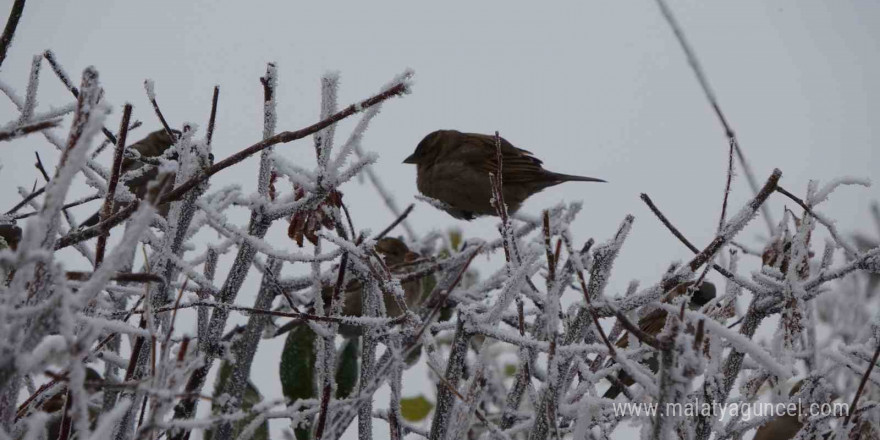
206,86 -> 219,147
0,0 -> 26,69
95,104 -> 132,267
428,318 -> 472,440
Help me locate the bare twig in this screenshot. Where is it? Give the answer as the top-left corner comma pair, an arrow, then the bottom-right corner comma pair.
33,151 -> 50,182
776,186 -> 815,216
12,193 -> 101,220
375,203 -> 414,240
5,185 -> 44,214
95,104 -> 132,267
144,80 -> 178,142
640,193 -> 752,290
0,0 -> 25,69
206,86 -> 219,146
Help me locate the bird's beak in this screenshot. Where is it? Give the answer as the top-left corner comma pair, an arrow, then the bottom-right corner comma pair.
402,153 -> 418,164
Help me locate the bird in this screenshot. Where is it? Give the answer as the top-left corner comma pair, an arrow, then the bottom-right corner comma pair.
264,237 -> 422,339
327,237 -> 424,336
602,281 -> 716,399
82,129 -> 179,227
403,130 -> 605,220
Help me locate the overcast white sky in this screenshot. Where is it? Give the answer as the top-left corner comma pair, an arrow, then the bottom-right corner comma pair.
1,1 -> 878,438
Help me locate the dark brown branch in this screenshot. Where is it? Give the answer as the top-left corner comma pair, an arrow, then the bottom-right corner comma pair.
206,86 -> 219,146
0,119 -> 60,142
33,151 -> 50,182
95,104 -> 132,267
144,80 -> 178,142
775,186 -> 815,216
375,203 -> 414,240
12,194 -> 101,220
640,193 -> 744,287
0,0 -> 25,69
5,185 -> 44,214
156,81 -> 409,206
65,271 -> 164,285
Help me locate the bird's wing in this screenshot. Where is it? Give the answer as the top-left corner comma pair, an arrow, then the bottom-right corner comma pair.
464,133 -> 549,183
615,309 -> 669,349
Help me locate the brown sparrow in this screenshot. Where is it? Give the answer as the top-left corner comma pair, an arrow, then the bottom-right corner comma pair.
404,130 -> 605,220
82,129 -> 179,227
603,281 -> 716,399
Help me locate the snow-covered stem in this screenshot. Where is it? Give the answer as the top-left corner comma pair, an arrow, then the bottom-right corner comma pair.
19,55 -> 41,124
0,118 -> 60,142
196,248 -> 218,353
213,259 -> 283,440
428,317 -> 472,440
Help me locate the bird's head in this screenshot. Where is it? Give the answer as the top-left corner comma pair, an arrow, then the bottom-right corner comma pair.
138,129 -> 182,157
403,130 -> 455,164
375,237 -> 418,267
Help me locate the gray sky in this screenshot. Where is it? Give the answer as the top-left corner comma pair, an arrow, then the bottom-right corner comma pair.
1,1 -> 878,438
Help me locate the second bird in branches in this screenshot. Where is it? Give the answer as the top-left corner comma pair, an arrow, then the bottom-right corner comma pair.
404,130 -> 605,220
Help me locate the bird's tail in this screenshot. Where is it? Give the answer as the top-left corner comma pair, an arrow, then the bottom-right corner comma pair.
548,172 -> 606,183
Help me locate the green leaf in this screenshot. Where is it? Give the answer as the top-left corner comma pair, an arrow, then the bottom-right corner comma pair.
280,325 -> 317,402
205,361 -> 269,440
335,337 -> 359,399
400,395 -> 434,422
280,325 -> 317,440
